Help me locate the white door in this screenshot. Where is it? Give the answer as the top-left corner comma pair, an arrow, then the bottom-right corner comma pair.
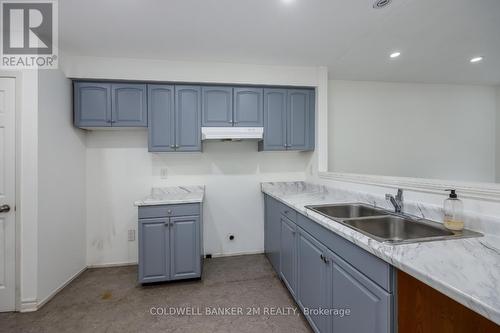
0,78 -> 16,312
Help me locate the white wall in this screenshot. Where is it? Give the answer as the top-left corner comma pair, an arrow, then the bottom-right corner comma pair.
86,131 -> 311,264
16,70 -> 39,309
328,80 -> 497,183
37,68 -> 87,303
63,55 -> 326,266
497,86 -> 500,182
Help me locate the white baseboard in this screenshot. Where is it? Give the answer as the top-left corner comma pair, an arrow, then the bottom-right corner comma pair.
209,250 -> 264,258
19,299 -> 37,312
87,261 -> 137,268
33,266 -> 88,312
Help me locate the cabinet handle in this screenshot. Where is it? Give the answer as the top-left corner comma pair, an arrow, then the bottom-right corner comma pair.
167,209 -> 172,215
164,221 -> 169,226
228,120 -> 233,124
170,145 -> 175,148
320,254 -> 329,264
175,144 -> 180,148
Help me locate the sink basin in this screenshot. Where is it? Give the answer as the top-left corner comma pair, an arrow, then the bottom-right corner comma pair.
305,203 -> 482,244
306,203 -> 387,219
341,216 -> 456,243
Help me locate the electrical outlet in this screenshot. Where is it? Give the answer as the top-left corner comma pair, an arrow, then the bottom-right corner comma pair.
160,168 -> 168,179
128,230 -> 135,241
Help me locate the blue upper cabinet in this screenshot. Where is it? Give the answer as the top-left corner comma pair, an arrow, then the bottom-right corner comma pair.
233,87 -> 263,127
287,89 -> 310,150
259,88 -> 315,151
148,85 -> 175,152
148,84 -> 201,152
202,86 -> 233,127
175,86 -> 201,152
260,89 -> 287,150
308,90 -> 315,151
74,81 -> 147,128
74,80 -> 314,152
74,82 -> 111,127
111,84 -> 147,127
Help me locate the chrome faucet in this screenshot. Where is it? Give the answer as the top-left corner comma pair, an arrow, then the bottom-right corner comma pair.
386,189 -> 404,213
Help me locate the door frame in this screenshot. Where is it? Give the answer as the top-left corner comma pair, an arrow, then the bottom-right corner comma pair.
0,71 -> 22,311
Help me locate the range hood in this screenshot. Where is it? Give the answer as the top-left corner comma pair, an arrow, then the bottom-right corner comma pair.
201,127 -> 264,141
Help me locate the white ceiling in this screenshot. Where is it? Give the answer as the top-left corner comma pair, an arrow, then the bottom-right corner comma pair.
60,0 -> 500,85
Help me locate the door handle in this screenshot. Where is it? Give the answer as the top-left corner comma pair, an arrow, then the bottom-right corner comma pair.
0,204 -> 10,213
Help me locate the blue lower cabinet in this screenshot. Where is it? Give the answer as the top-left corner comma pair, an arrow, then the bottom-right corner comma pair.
264,195 -> 281,272
266,195 -> 394,333
138,218 -> 170,283
330,253 -> 391,333
280,215 -> 297,296
138,204 -> 202,283
170,215 -> 201,280
296,227 -> 330,333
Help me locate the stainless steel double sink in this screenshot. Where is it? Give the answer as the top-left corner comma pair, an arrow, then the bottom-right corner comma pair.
305,203 -> 482,244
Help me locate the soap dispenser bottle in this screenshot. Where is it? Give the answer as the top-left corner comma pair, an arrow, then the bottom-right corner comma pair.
443,189 -> 464,231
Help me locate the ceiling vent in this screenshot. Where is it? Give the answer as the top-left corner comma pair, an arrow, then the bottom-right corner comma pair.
373,0 -> 392,9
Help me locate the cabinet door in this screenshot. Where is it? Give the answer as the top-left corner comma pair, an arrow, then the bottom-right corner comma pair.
138,218 -> 170,283
111,84 -> 147,127
170,216 -> 201,280
148,85 -> 175,152
262,89 -> 287,150
74,82 -> 111,127
233,87 -> 263,127
280,216 -> 297,296
296,227 -> 330,333
175,86 -> 202,152
201,86 -> 233,127
264,195 -> 281,272
331,253 -> 391,333
287,89 -> 310,150
307,90 -> 315,151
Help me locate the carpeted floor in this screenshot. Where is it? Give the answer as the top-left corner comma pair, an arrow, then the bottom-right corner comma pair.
0,254 -> 311,333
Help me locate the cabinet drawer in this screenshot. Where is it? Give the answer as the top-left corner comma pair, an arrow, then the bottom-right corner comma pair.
297,213 -> 393,292
139,203 -> 200,219
279,203 -> 297,222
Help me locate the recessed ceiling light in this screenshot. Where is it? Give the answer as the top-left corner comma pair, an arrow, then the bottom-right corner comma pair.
373,0 -> 392,9
470,56 -> 483,63
390,52 -> 401,58
282,0 -> 294,4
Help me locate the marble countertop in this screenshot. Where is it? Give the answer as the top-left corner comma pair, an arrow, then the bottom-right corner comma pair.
261,181 -> 500,325
134,185 -> 205,206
